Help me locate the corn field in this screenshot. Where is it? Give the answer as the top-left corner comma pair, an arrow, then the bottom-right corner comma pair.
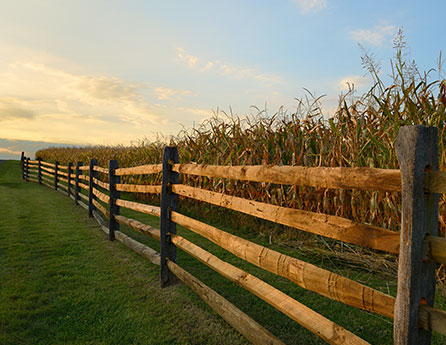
36,42 -> 446,278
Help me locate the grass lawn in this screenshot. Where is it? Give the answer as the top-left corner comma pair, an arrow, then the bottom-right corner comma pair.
0,161 -> 247,345
1,160 -> 445,344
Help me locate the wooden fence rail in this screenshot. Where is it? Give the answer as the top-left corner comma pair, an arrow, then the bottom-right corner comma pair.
21,124 -> 446,345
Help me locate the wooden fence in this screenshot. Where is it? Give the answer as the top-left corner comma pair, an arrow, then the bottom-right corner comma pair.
20,125 -> 446,345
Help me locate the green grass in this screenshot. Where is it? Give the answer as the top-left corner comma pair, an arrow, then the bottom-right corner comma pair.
0,161 -> 247,345
1,161 -> 445,344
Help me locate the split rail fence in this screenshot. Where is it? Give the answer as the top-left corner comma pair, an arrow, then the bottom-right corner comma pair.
20,125 -> 446,345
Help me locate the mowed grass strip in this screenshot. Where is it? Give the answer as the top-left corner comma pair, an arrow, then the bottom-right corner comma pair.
0,161 -> 247,345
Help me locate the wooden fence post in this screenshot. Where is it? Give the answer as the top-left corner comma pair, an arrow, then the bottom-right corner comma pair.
108,160 -> 120,241
67,162 -> 73,197
25,157 -> 29,181
395,125 -> 439,345
54,161 -> 59,190
20,152 -> 24,180
74,161 -> 82,205
160,146 -> 179,288
37,158 -> 42,184
88,158 -> 98,218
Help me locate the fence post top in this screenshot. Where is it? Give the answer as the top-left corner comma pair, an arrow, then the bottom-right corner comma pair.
109,159 -> 119,170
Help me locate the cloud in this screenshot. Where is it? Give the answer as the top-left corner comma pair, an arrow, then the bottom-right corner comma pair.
177,48 -> 282,84
337,75 -> 370,90
290,0 -> 327,14
151,86 -> 192,100
75,76 -> 143,102
0,147 -> 22,156
0,98 -> 36,121
349,24 -> 396,47
177,48 -> 198,67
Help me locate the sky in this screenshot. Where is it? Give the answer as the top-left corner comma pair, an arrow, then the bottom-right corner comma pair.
0,0 -> 445,159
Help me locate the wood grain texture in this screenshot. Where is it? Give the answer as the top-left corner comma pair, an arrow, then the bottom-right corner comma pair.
395,125 -> 439,345
115,183 -> 161,194
93,166 -> 108,174
78,199 -> 88,210
78,192 -> 89,202
419,305 -> 446,336
172,164 -> 401,192
115,230 -> 160,266
167,260 -> 286,345
93,177 -> 109,191
41,170 -> 54,178
58,176 -> 68,184
425,170 -> 446,194
115,164 -> 162,176
79,165 -> 90,171
92,210 -> 110,235
171,211 -> 395,319
172,184 -> 400,254
57,183 -> 68,191
115,198 -> 160,217
92,199 -> 109,218
79,182 -> 89,191
114,215 -> 160,240
79,174 -> 89,181
40,161 -> 55,168
92,187 -> 110,204
171,234 -> 370,345
426,235 -> 446,264
41,166 -> 55,174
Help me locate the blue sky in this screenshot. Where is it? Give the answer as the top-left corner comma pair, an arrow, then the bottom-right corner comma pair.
0,0 -> 444,159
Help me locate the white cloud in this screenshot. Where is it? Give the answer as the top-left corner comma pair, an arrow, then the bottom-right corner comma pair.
201,61 -> 214,72
177,48 -> 198,67
177,48 -> 282,84
151,86 -> 192,100
349,24 -> 396,47
0,43 -> 199,145
337,75 -> 370,90
291,0 -> 327,14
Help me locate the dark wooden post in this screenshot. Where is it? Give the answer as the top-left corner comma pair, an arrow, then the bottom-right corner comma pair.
20,152 -> 24,179
395,125 -> 439,345
74,161 -> 82,205
37,158 -> 42,184
160,146 -> 179,288
67,162 -> 73,197
88,158 -> 98,218
54,161 -> 59,190
108,160 -> 120,241
25,157 -> 29,181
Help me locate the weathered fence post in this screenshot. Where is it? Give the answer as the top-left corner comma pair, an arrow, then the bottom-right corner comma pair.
37,158 -> 42,184
395,125 -> 439,345
74,161 -> 82,205
160,146 -> 179,288
25,157 -> 29,181
88,158 -> 98,218
67,162 -> 73,197
108,160 -> 120,241
20,152 -> 24,180
54,161 -> 59,190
